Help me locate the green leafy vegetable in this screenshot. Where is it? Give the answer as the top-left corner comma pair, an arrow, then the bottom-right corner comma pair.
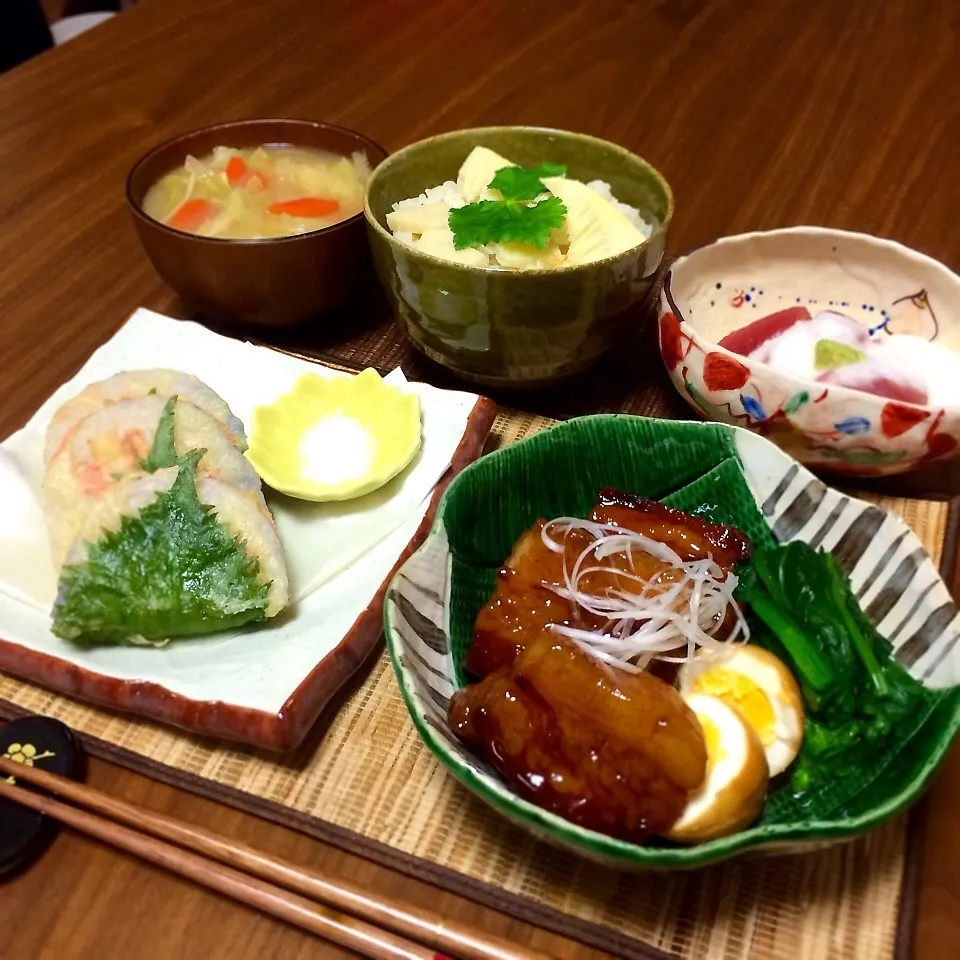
52,411 -> 268,646
449,196 -> 567,250
139,395 -> 179,473
449,163 -> 568,250
488,163 -> 566,203
738,541 -> 929,790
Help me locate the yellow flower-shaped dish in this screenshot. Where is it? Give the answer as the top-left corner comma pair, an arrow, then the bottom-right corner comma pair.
247,369 -> 422,502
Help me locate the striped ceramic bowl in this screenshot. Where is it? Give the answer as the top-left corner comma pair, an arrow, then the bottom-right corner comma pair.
384,416 -> 960,869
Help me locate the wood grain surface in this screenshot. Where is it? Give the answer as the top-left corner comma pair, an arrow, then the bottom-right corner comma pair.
0,0 -> 958,957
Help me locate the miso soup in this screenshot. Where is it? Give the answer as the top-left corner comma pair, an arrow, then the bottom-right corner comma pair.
142,144 -> 372,239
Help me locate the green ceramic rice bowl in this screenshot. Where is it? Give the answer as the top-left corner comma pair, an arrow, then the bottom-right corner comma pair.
363,127 -> 673,388
383,415 -> 960,869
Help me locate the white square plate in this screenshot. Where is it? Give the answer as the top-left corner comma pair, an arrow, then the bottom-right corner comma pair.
0,309 -> 496,749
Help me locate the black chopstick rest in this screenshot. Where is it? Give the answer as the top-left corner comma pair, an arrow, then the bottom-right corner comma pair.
0,717 -> 85,879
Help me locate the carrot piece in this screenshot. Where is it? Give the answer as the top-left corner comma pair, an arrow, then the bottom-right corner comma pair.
225,156 -> 268,188
267,197 -> 340,218
167,198 -> 215,232
225,156 -> 248,185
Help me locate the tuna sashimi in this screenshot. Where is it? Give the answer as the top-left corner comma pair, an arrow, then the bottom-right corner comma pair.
817,363 -> 928,405
718,306 -> 812,356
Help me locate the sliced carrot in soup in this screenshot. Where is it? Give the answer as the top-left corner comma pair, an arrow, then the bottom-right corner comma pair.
267,197 -> 340,218
225,156 -> 248,185
167,198 -> 215,232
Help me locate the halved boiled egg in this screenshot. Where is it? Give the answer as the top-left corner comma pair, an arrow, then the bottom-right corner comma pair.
666,693 -> 769,843
678,645 -> 804,777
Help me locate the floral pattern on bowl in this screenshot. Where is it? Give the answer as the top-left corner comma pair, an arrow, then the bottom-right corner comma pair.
657,227 -> 960,476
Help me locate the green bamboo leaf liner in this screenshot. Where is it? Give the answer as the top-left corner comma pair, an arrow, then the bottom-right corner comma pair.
0,406 -> 955,960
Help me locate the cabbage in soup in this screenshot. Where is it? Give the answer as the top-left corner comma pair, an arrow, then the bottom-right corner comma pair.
142,145 -> 372,239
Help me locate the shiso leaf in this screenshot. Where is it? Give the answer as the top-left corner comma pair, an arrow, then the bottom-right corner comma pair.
52,416 -> 269,645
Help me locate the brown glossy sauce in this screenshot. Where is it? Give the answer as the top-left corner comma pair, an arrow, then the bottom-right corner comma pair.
452,488 -> 748,841
450,634 -> 707,842
467,491 -> 749,679
592,487 -> 752,569
469,524 -> 578,677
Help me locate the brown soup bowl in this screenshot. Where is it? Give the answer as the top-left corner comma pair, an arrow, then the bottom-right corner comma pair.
126,119 -> 388,328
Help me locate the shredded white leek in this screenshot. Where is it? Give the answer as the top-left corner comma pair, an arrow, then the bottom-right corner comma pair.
176,170 -> 198,213
540,518 -> 749,672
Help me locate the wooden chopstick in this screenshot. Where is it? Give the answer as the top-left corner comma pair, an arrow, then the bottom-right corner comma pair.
0,770 -> 438,960
0,757 -> 551,960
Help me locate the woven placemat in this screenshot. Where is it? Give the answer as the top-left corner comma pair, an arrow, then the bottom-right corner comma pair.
258,299 -> 960,501
0,406 -> 955,960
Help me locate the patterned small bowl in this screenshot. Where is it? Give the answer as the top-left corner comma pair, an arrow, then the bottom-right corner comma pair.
383,415 -> 960,870
657,227 -> 960,477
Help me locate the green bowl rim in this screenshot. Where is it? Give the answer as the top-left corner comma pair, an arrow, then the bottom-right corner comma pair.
363,125 -> 675,277
384,414 -> 960,867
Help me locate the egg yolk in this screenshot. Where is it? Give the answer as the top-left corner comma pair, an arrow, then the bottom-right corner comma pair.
691,670 -> 776,746
698,714 -> 724,775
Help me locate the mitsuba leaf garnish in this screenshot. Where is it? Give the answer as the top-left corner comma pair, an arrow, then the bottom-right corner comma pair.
52,403 -> 268,646
488,163 -> 567,203
449,197 -> 567,250
449,163 -> 568,250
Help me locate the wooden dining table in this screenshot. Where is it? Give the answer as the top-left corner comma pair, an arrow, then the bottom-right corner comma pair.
1,0 -> 958,956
